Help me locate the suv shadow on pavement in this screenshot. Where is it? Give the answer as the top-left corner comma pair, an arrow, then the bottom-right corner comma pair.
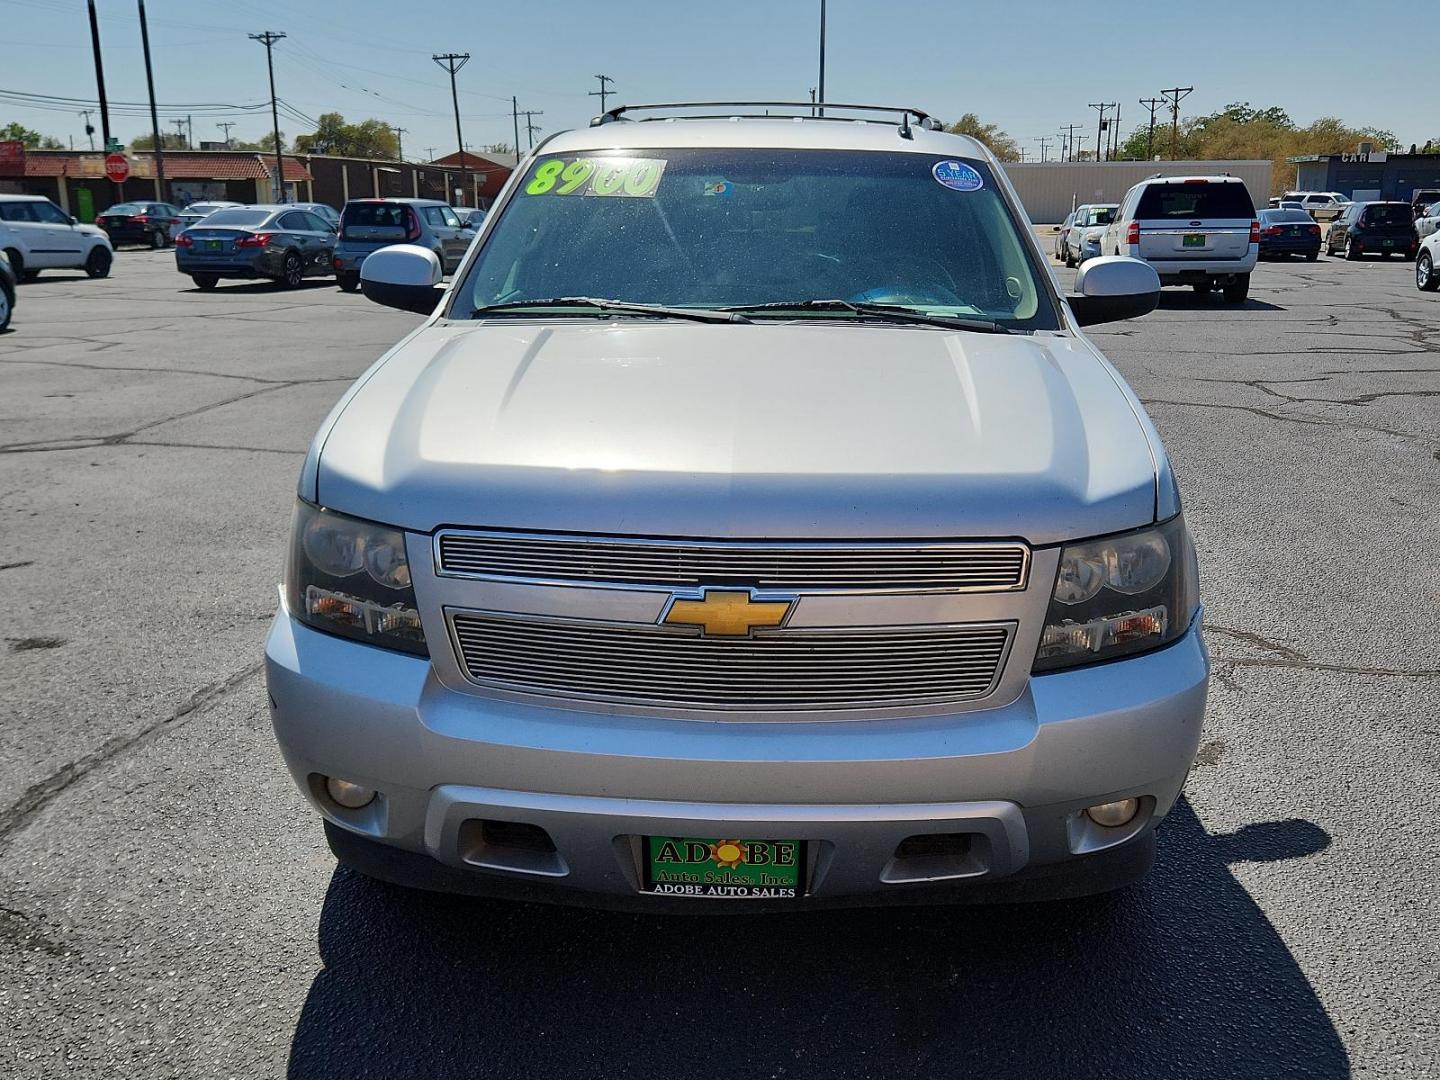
286,799 -> 1344,1080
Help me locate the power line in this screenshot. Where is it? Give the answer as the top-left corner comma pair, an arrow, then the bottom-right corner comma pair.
589,74 -> 614,116
432,52 -> 471,204
249,30 -> 287,202
1160,86 -> 1194,159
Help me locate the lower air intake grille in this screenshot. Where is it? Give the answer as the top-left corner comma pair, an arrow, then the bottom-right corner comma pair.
449,611 -> 1013,712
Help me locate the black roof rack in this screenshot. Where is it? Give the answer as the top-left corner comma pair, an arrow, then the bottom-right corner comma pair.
591,101 -> 943,139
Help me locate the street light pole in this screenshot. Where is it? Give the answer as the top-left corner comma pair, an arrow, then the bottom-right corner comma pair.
433,53 -> 471,205
249,31 -> 287,202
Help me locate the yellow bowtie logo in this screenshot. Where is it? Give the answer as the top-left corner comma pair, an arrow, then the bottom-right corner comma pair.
662,589 -> 793,637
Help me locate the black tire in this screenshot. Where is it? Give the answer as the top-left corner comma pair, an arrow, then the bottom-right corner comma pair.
1063,246 -> 1076,268
148,229 -> 165,250
277,252 -> 303,289
191,273 -> 219,291
0,285 -> 12,332
1418,251 -> 1439,292
1345,239 -> 1362,261
3,248 -> 21,281
337,272 -> 360,292
85,247 -> 112,279
1305,251 -> 1319,262
1222,275 -> 1250,303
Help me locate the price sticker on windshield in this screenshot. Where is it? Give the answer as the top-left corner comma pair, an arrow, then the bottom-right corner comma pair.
523,156 -> 667,198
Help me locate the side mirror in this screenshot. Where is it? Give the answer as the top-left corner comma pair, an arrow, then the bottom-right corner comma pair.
1066,255 -> 1160,326
359,244 -> 444,315
70,215 -> 79,225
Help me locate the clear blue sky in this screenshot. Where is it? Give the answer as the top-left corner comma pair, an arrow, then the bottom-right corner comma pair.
2,0 -> 1434,157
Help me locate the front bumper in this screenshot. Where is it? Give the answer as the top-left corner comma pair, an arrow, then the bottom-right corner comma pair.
266,615 -> 1209,907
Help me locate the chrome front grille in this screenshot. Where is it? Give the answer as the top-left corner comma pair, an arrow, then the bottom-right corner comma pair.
448,611 -> 1013,711
436,531 -> 1029,592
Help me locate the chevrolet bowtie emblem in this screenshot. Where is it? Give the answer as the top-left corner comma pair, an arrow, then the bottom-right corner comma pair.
662,589 -> 793,637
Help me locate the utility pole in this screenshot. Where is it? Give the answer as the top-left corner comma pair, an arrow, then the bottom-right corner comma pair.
1108,103 -> 1122,159
170,118 -> 188,147
521,110 -> 544,150
217,121 -> 235,147
249,31 -> 287,202
1160,86 -> 1193,159
1088,102 -> 1111,163
817,0 -> 827,116
86,0 -> 120,201
423,146 -> 436,163
1060,123 -> 1081,162
1035,136 -> 1052,163
1139,97 -> 1164,160
1073,134 -> 1089,162
809,87 -> 817,117
79,109 -> 96,151
432,52 -> 471,204
391,126 -> 407,162
589,74 -> 614,116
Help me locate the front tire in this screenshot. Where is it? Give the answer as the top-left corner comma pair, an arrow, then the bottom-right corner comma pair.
85,247 -> 112,279
0,286 -> 11,331
148,229 -> 165,250
277,252 -> 303,289
1222,275 -> 1250,303
1418,251 -> 1439,291
191,273 -> 218,290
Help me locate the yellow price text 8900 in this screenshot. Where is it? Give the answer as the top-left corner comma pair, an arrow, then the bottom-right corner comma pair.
523,157 -> 667,198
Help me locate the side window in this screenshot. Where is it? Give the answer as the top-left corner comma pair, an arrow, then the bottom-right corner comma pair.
278,212 -> 308,231
300,212 -> 329,232
440,206 -> 462,228
422,206 -> 447,226
31,200 -> 71,224
0,202 -> 38,222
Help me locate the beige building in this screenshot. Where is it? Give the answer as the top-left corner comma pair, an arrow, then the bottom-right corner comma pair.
1004,160 -> 1273,224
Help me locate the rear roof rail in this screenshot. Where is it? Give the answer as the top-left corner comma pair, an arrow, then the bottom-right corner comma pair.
591,101 -> 943,140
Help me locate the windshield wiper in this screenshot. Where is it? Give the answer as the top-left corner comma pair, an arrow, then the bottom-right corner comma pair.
470,297 -> 749,324
721,299 -> 1014,333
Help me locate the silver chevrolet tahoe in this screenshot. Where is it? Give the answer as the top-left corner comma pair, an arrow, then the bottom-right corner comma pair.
265,102 -> 1208,909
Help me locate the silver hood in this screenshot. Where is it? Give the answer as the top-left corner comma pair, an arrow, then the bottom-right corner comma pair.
312,321 -> 1159,545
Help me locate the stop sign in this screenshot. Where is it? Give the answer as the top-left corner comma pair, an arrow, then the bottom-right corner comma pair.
104,153 -> 129,183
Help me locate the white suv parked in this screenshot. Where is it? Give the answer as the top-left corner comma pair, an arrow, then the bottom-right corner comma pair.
1102,176 -> 1258,302
0,194 -> 114,281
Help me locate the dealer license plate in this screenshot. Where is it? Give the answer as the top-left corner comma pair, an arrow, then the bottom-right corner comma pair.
1183,233 -> 1205,248
203,239 -> 223,252
1382,238 -> 1395,247
643,836 -> 803,899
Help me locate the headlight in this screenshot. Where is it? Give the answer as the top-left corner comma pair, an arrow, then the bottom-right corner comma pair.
1033,515 -> 1198,672
284,501 -> 428,656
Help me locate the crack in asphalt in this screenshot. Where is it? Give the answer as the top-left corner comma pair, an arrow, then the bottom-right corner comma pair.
1,355 -> 357,386
0,379 -> 331,455
1141,397 -> 1433,448
0,662 -> 264,852
1207,625 -> 1440,679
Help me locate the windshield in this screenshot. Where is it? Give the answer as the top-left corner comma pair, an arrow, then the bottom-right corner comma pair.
455,148 -> 1056,329
1084,207 -> 1116,226
199,209 -> 272,227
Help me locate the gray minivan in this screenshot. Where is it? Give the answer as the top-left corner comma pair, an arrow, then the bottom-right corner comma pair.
333,198 -> 475,291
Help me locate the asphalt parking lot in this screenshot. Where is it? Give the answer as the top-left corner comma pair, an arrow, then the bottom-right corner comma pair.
2,246 -> 1438,1079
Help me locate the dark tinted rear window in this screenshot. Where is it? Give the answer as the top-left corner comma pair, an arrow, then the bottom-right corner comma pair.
201,209 -> 272,227
1262,210 -> 1313,223
104,203 -> 143,215
1136,182 -> 1255,219
1361,204 -> 1412,227
342,202 -> 411,228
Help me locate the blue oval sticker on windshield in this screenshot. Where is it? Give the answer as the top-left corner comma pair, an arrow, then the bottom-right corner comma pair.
932,160 -> 983,192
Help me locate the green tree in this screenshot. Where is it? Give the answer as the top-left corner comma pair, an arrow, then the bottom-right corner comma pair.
0,121 -> 64,149
236,131 -> 287,153
292,113 -> 398,159
130,132 -> 188,151
943,113 -> 1021,162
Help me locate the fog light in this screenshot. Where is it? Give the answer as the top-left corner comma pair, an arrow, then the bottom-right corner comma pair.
325,776 -> 376,809
1086,798 -> 1140,828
